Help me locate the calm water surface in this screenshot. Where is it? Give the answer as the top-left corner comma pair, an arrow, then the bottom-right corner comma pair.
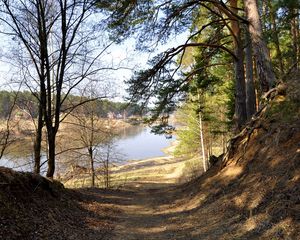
116,126 -> 173,161
0,126 -> 173,172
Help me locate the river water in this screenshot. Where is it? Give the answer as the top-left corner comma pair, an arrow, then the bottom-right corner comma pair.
116,126 -> 173,161
0,126 -> 174,173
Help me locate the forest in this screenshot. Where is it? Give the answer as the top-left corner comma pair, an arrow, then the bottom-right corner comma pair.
0,90 -> 143,119
0,0 -> 299,239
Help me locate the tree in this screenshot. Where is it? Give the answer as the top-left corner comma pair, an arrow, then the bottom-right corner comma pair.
0,0 -> 112,177
102,0 -> 256,129
58,104 -> 120,188
0,90 -> 20,160
244,27 -> 257,119
66,109 -> 105,187
267,0 -> 284,77
66,92 -> 108,187
243,0 -> 276,91
175,96 -> 207,169
220,0 -> 247,128
174,47 -> 231,172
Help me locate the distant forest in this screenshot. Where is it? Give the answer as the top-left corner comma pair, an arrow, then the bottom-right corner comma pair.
0,90 -> 143,119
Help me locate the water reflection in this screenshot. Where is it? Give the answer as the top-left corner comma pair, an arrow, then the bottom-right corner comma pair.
0,154 -> 48,174
0,126 -> 173,173
115,126 -> 173,161
0,156 -> 33,172
118,125 -> 145,139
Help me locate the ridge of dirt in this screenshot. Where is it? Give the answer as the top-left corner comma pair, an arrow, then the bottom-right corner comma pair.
0,168 -> 117,240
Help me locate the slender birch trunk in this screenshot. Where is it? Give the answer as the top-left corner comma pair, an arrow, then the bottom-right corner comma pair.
199,110 -> 207,172
197,91 -> 207,172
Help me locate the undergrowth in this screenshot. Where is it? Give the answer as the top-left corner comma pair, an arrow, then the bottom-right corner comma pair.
266,100 -> 298,122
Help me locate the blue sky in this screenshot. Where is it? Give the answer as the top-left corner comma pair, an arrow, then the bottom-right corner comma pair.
0,30 -> 187,101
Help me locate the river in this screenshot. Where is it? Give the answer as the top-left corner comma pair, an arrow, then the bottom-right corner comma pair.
0,126 -> 174,173
116,126 -> 173,161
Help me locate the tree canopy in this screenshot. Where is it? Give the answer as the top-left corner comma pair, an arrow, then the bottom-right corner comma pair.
102,0 -> 298,129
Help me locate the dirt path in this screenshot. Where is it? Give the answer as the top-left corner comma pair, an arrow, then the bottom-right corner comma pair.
109,187 -> 172,239
96,183 -> 190,240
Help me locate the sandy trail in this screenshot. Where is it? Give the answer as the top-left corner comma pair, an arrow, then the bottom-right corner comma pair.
100,183 -> 188,240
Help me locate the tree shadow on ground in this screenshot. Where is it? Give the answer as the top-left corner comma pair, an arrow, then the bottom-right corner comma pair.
96,124 -> 300,240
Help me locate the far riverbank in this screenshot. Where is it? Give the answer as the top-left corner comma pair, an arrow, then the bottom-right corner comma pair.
62,139 -> 202,189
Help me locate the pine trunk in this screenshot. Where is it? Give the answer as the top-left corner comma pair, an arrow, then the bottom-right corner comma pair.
245,28 -> 257,119
244,0 -> 276,92
297,11 -> 300,69
234,43 -> 247,128
230,0 -> 247,129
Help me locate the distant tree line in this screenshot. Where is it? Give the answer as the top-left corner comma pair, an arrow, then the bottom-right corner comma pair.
0,90 -> 143,119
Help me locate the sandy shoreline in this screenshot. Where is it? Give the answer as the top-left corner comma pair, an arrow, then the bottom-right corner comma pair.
63,139 -> 189,188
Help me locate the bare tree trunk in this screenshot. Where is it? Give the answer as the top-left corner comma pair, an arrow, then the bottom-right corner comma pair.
244,0 -> 276,92
88,147 -> 95,187
245,28 -> 257,119
222,133 -> 226,154
208,132 -> 212,157
196,91 -> 207,172
34,103 -> 43,174
89,109 -> 96,187
105,146 -> 110,189
46,130 -> 56,178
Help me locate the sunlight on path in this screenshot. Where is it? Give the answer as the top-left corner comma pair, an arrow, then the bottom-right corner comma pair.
101,158 -> 189,240
107,186 -> 180,240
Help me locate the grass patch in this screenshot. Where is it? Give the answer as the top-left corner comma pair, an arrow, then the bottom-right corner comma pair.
178,157 -> 203,183
266,98 -> 300,123
63,156 -> 188,188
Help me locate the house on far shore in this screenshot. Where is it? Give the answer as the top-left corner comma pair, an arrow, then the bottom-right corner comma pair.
107,111 -> 127,120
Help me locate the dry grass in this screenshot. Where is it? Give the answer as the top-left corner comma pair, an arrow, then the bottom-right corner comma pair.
62,156 -> 189,188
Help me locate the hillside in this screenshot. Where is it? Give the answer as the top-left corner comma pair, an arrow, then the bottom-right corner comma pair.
0,169 -> 116,240
0,75 -> 299,239
100,74 -> 299,239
